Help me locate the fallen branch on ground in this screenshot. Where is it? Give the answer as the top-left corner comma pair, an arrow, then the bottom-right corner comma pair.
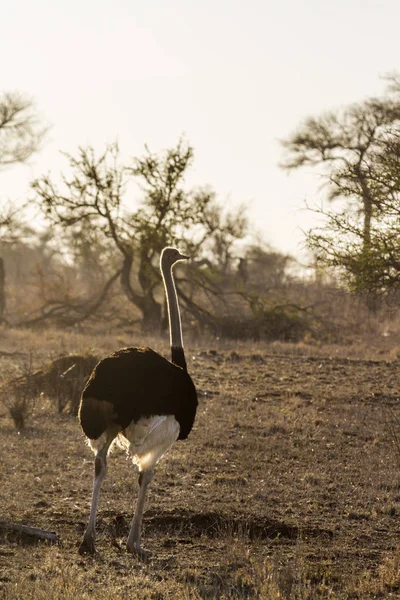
0,520 -> 58,544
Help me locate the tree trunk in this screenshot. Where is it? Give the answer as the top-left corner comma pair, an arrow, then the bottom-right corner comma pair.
120,252 -> 162,331
0,257 -> 5,322
358,171 -> 374,253
142,296 -> 162,332
361,188 -> 380,312
362,195 -> 373,252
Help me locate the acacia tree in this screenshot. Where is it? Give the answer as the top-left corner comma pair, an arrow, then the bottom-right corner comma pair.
0,92 -> 47,322
281,78 -> 400,295
32,141 -> 248,330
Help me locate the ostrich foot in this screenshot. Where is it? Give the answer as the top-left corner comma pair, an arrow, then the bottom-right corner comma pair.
79,534 -> 96,555
126,541 -> 152,561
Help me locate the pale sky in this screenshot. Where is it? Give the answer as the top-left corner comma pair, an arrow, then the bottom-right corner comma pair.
1,0 -> 399,258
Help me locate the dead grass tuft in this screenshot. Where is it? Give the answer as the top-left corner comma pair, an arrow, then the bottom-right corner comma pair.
1,353 -> 98,427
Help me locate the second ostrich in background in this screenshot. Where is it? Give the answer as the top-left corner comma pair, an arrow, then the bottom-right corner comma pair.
78,247 -> 198,558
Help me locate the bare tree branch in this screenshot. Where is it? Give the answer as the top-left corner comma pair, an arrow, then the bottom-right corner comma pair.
0,92 -> 48,166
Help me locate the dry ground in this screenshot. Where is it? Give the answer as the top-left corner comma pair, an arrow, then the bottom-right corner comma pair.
1,329 -> 400,598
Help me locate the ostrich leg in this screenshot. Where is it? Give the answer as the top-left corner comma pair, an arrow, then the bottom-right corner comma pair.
126,468 -> 154,559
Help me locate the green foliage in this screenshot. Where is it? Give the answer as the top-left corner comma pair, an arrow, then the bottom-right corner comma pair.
282,74 -> 400,299
212,306 -> 310,342
306,193 -> 400,295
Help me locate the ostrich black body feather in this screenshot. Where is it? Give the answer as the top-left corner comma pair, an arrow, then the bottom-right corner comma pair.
79,347 -> 197,441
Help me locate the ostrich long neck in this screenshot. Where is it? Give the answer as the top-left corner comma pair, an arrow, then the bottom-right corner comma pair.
163,263 -> 187,371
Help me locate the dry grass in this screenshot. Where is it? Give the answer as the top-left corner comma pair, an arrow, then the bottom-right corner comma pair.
1,327 -> 400,598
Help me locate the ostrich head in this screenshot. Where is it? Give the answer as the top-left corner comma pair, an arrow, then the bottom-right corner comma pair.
160,247 -> 189,270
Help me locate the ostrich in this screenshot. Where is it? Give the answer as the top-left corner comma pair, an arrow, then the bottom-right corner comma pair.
78,247 -> 197,558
